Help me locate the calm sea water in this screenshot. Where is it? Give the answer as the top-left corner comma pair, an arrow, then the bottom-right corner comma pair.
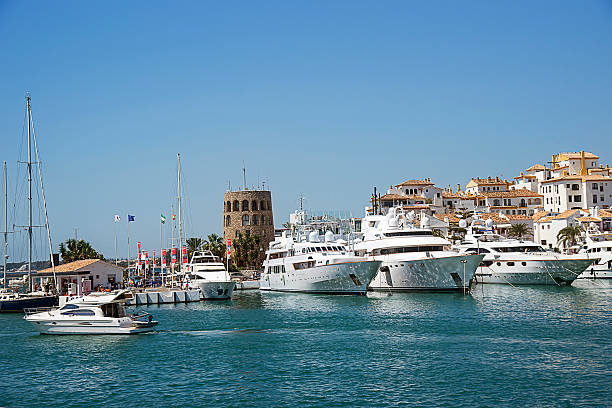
0,282 -> 610,408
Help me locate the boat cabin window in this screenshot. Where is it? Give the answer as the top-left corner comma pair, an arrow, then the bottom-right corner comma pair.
60,304 -> 80,310
491,246 -> 545,253
373,245 -> 445,255
384,231 -> 433,237
101,303 -> 126,318
465,248 -> 490,254
61,309 -> 96,316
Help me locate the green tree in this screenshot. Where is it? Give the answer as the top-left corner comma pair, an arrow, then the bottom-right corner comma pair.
203,233 -> 226,260
186,237 -> 203,261
556,225 -> 583,249
59,239 -> 103,263
508,223 -> 532,239
456,209 -> 473,222
233,231 -> 261,268
432,228 -> 445,238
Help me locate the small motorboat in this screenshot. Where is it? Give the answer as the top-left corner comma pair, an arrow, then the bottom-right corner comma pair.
24,290 -> 158,335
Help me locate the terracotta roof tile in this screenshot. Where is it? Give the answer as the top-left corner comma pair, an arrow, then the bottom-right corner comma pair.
532,210 -> 549,222
576,217 -> 600,222
38,259 -> 106,274
480,189 -> 543,198
395,179 -> 434,187
556,152 -> 599,160
526,164 -> 546,171
541,174 -> 612,184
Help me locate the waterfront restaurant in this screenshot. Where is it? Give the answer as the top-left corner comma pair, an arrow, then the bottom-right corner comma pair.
36,259 -> 124,294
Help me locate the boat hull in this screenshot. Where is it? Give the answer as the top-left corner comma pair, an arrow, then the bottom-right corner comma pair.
234,280 -> 260,290
0,295 -> 57,312
192,280 -> 235,300
259,260 -> 381,295
369,254 -> 483,292
475,258 -> 593,285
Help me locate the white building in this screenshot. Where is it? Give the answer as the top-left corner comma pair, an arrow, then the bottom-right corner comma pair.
540,175 -> 612,212
37,259 -> 124,294
474,189 -> 544,216
374,179 -> 443,214
465,177 -> 511,195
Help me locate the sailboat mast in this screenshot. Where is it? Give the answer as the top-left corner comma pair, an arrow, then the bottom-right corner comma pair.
177,153 -> 182,275
3,161 -> 7,290
26,95 -> 33,293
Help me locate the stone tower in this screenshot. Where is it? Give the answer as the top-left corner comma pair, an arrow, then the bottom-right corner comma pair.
223,190 -> 274,268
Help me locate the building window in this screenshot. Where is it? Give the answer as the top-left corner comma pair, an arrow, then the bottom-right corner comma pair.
574,195 -> 582,202
493,199 -> 500,206
252,215 -> 259,225
235,230 -> 240,238
593,195 -> 598,204
233,200 -> 239,211
572,184 -> 579,190
535,199 -> 540,205
242,200 -> 249,211
260,200 -> 266,211
593,183 -> 598,189
225,201 -> 231,212
252,200 -> 258,211
268,201 -> 272,211
569,196 -> 573,202
242,214 -> 249,226
226,215 -> 231,227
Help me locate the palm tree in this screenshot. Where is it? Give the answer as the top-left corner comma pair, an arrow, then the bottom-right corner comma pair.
186,237 -> 203,261
508,223 -> 532,239
432,229 -> 445,238
59,239 -> 103,263
233,231 -> 261,268
556,225 -> 583,249
203,233 -> 226,260
456,209 -> 473,222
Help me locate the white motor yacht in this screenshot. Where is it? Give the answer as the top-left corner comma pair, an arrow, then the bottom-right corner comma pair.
260,210 -> 381,295
23,290 -> 157,335
455,219 -> 594,285
575,229 -> 612,280
355,208 -> 484,292
187,251 -> 234,300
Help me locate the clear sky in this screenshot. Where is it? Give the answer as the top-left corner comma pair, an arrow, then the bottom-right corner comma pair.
1,1 -> 611,260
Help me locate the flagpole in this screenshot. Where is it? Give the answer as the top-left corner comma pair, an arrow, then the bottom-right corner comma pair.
160,216 -> 163,285
127,216 -> 130,279
114,217 -> 118,266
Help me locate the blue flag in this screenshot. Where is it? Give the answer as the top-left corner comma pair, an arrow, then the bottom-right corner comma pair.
128,214 -> 135,222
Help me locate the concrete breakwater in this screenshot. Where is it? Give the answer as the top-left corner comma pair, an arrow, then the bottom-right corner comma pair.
126,289 -> 201,305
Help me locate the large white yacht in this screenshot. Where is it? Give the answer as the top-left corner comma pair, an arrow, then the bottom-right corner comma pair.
576,229 -> 612,280
187,251 -> 235,300
354,207 -> 484,292
260,210 -> 381,295
24,290 -> 158,335
455,219 -> 594,285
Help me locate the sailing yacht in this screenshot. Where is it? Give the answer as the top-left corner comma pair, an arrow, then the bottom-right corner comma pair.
0,95 -> 57,312
186,251 -> 235,299
455,218 -> 594,285
354,207 -> 483,292
260,210 -> 381,294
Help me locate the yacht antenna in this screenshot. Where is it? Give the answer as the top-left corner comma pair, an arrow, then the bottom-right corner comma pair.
177,153 -> 183,276
30,104 -> 58,292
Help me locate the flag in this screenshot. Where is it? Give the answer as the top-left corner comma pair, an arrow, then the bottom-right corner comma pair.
114,214 -> 120,222
172,214 -> 176,221
161,214 -> 166,224
128,214 -> 135,222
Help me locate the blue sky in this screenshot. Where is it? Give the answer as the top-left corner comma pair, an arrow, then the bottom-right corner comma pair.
1,1 -> 611,260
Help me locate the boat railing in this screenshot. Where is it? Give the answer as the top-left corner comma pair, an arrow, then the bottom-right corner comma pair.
23,307 -> 53,316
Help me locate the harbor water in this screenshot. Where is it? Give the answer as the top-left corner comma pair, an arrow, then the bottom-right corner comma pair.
1,283 -> 610,407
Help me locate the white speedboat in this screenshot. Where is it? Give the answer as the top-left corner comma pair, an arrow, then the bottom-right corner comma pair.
24,290 -> 158,335
355,208 -> 483,292
576,230 -> 612,280
455,219 -> 594,285
186,251 -> 234,300
260,210 -> 381,294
